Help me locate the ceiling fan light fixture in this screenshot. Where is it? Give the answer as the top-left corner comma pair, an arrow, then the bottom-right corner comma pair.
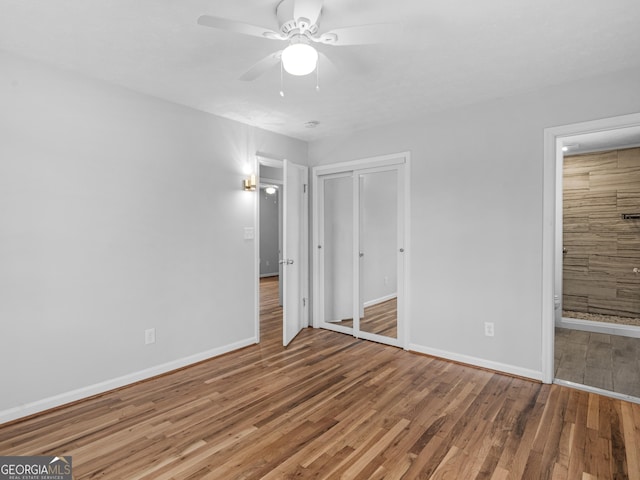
281,42 -> 318,76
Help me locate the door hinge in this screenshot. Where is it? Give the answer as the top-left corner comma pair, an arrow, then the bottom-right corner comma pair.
303,298 -> 307,307
303,184 -> 308,193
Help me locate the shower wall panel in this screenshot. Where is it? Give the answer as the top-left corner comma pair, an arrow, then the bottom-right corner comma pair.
563,147 -> 640,318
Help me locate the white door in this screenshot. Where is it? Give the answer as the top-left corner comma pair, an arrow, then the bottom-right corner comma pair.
282,160 -> 309,346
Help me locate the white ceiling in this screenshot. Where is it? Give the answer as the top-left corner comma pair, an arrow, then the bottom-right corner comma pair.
2,0 -> 640,142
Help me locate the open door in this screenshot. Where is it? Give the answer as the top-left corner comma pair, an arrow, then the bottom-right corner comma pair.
282,159 -> 309,346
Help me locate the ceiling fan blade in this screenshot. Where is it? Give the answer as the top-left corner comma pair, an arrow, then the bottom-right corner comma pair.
293,0 -> 323,25
197,15 -> 284,40
239,51 -> 283,81
315,24 -> 397,46
318,50 -> 369,77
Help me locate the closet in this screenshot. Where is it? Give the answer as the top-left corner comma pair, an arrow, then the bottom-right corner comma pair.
312,153 -> 409,348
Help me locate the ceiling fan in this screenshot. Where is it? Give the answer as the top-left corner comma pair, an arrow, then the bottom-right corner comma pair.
197,0 -> 395,81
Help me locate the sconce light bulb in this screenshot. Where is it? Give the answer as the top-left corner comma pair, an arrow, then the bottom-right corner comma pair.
242,173 -> 257,191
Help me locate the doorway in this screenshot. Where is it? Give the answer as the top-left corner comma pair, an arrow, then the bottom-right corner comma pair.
543,113 -> 640,401
312,152 -> 410,348
256,155 -> 309,347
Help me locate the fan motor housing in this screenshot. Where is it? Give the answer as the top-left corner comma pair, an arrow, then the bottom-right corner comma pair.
276,0 -> 320,36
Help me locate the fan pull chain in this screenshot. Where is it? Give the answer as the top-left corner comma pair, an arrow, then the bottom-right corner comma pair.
280,60 -> 285,97
316,59 -> 320,92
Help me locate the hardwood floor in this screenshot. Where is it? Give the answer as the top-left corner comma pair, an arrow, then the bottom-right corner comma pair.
1,277 -> 640,479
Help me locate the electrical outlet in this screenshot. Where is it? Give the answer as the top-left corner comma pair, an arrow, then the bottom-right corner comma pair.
484,322 -> 494,337
145,328 -> 156,345
384,276 -> 389,285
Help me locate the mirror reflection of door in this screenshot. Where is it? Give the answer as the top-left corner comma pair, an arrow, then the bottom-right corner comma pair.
359,169 -> 398,339
322,174 -> 354,331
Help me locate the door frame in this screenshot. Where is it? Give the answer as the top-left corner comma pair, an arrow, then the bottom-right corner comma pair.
542,112 -> 640,383
312,151 -> 411,349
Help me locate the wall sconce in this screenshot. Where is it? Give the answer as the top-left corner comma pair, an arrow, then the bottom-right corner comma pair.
243,174 -> 257,191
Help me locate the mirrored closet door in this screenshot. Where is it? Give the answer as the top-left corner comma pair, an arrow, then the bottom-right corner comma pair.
319,173 -> 355,335
313,154 -> 407,348
358,168 -> 399,341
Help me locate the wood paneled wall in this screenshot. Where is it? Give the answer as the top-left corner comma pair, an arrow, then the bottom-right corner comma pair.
563,147 -> 640,318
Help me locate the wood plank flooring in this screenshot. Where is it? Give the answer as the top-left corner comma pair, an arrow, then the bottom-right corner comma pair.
1,279 -> 640,479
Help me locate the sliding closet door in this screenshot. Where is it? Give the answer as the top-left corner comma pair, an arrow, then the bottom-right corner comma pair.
317,173 -> 354,335
357,166 -> 403,346
313,154 -> 407,348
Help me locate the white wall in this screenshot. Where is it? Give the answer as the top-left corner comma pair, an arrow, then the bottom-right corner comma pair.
309,66 -> 640,379
0,51 -> 307,421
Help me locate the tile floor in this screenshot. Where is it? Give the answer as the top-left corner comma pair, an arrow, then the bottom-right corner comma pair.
555,327 -> 640,398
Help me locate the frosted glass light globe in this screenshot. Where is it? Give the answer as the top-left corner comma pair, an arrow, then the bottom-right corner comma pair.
281,43 -> 318,76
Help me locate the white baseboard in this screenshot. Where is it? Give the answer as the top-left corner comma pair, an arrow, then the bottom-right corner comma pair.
0,337 -> 257,425
408,344 -> 543,382
557,317 -> 640,338
363,293 -> 397,308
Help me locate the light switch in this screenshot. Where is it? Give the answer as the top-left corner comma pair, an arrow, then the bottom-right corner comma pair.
244,227 -> 255,240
